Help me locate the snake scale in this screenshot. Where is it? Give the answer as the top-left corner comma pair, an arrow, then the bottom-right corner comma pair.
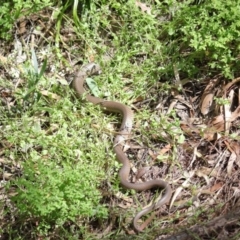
72,63 -> 172,232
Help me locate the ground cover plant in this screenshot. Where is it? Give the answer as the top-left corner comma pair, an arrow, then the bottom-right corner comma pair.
1,0 -> 240,239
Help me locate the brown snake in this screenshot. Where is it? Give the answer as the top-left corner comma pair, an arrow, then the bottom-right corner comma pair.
72,63 -> 172,232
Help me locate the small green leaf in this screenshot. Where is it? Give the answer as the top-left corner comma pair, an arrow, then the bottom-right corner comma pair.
31,47 -> 39,75
86,77 -> 101,97
39,58 -> 47,79
177,134 -> 185,144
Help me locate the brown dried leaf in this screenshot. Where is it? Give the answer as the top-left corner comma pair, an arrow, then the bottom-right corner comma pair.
86,47 -> 96,62
169,171 -> 195,209
238,88 -> 240,105
205,81 -> 240,136
203,131 -> 221,141
136,167 -> 150,180
197,167 -> 218,177
227,152 -> 237,177
200,77 -> 221,115
2,172 -> 13,180
180,123 -> 199,136
229,141 -> 240,156
0,54 -> 8,64
0,158 -> 7,164
225,140 -> 237,176
230,105 -> 240,121
208,115 -> 225,133
132,96 -> 144,103
175,95 -> 193,110
167,99 -> 178,113
137,148 -> 145,161
209,182 -> 224,192
224,89 -> 234,133
148,149 -> 156,160
115,192 -> 133,203
170,187 -> 183,209
135,1 -> 151,14
17,17 -> 28,35
118,202 -> 132,209
222,76 -> 240,95
0,194 -> 7,200
196,167 -> 219,185
157,144 -> 172,155
201,93 -> 215,115
211,114 -> 224,125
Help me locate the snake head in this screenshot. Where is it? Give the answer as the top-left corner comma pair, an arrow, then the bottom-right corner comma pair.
82,63 -> 101,76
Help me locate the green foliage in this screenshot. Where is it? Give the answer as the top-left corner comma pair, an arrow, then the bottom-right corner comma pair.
1,47 -> 108,235
21,50 -> 47,103
164,0 -> 240,78
5,95 -> 108,232
0,0 -> 52,39
214,96 -> 230,105
2,0 -> 240,238
70,0 -> 240,83
10,157 -> 107,225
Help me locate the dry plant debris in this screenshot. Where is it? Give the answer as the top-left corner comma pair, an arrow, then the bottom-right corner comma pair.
1,1 -> 240,239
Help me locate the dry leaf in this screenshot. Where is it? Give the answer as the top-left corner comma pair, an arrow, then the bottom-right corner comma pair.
148,149 -> 156,160
2,172 -> 13,179
137,148 -> 145,161
132,96 -> 144,103
135,1 -> 151,14
0,158 -> 7,164
118,202 -> 132,209
224,89 -> 234,133
209,182 -> 223,192
225,140 -> 237,176
196,167 -> 214,185
115,192 -> 133,203
40,90 -> 61,100
180,123 -> 199,136
86,47 -> 96,62
200,76 -> 220,115
157,144 -> 172,155
229,105 -> 240,121
222,76 -> 240,95
136,167 -> 150,180
201,93 -> 214,115
208,115 -> 225,133
230,141 -> 240,156
0,54 -> 8,64
169,171 -> 195,209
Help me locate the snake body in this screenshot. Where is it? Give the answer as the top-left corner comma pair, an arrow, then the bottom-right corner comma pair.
72,63 -> 172,232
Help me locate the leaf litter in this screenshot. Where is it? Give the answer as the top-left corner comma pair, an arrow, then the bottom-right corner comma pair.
0,2 -> 240,240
